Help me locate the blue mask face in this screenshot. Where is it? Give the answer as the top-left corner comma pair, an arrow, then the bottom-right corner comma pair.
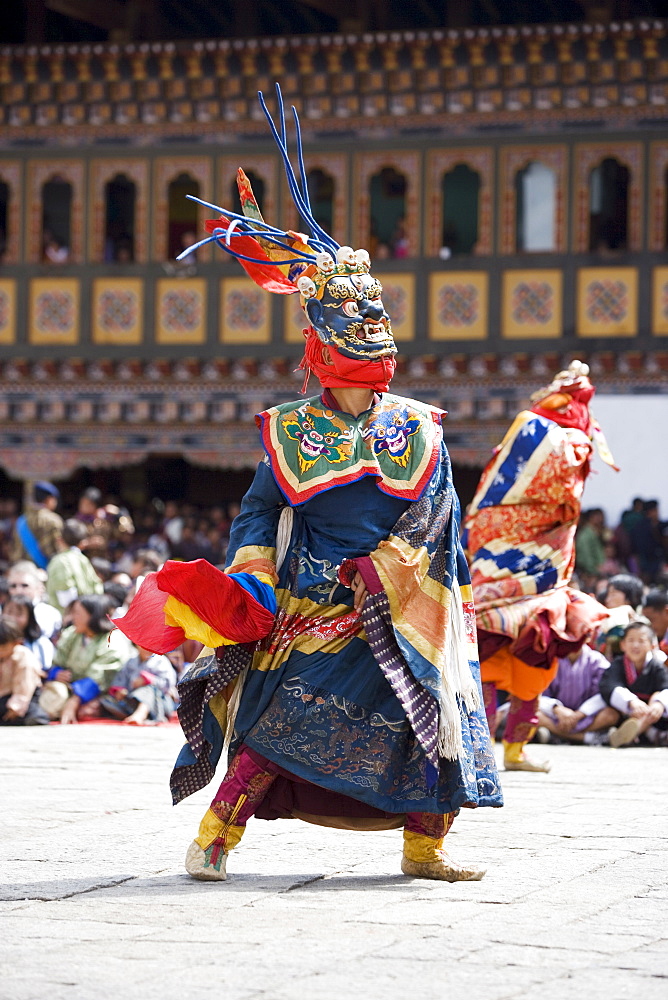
304,272 -> 396,361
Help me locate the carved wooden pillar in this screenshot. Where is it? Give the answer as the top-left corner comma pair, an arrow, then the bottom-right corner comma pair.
523,28 -> 546,86
48,49 -> 65,84
583,25 -> 603,83
464,31 -> 485,87
554,26 -> 576,85
102,47 -> 120,84
640,22 -> 663,81
24,50 -> 39,86
157,46 -> 174,83
74,49 -> 92,83
495,29 -> 515,87
129,48 -> 148,81
435,33 -> 457,89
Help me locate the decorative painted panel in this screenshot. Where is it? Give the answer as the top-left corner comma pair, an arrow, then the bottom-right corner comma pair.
426,147 -> 493,256
218,155 -> 277,234
92,278 -> 143,344
284,293 -> 307,345
0,279 -> 17,344
89,158 -> 149,262
220,277 -> 271,344
649,143 -> 668,253
573,143 -> 643,252
155,278 -> 206,344
375,272 -> 415,342
651,267 -> 668,336
27,159 -> 85,263
0,161 -> 23,264
577,267 -> 637,338
353,151 -> 421,258
428,271 -> 488,341
29,278 -> 80,345
153,157 -> 213,261
499,145 -> 568,254
502,270 -> 563,339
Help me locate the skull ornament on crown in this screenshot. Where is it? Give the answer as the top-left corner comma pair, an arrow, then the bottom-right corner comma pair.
177,85 -> 397,391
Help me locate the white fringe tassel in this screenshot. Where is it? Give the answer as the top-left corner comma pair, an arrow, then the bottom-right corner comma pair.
437,577 -> 480,761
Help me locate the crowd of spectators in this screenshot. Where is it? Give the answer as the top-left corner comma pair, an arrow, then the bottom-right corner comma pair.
0,481 -> 238,728
0,480 -> 666,748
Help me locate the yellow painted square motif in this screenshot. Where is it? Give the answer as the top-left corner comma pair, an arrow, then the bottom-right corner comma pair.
374,273 -> 415,342
156,278 -> 206,344
652,267 -> 668,335
220,277 -> 270,344
93,278 -> 143,344
502,270 -> 563,339
577,268 -> 637,337
283,293 -> 307,344
429,271 -> 488,341
29,278 -> 80,345
0,280 -> 17,344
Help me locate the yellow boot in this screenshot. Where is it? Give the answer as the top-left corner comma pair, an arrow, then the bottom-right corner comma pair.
401,830 -> 486,882
503,739 -> 551,773
184,806 -> 246,882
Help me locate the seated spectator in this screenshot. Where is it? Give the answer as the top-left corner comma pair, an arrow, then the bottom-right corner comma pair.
38,594 -> 132,725
99,645 -> 176,725
45,518 -> 104,615
597,573 -> 645,660
0,617 -> 49,726
129,548 -> 162,581
7,561 -> 61,640
599,620 -> 668,747
3,593 -> 54,675
642,589 -> 668,656
91,558 -> 113,584
538,645 -> 618,744
104,580 -> 130,620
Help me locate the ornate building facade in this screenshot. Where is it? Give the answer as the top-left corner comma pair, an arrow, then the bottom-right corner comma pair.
0,18 -> 667,501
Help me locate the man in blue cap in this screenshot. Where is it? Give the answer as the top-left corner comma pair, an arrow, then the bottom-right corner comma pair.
10,481 -> 64,568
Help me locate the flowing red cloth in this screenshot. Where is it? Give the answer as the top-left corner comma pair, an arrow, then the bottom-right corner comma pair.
204,216 -> 298,295
111,559 -> 276,654
299,327 -> 396,391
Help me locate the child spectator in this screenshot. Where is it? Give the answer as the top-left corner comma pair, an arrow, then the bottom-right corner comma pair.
597,573 -> 645,660
642,589 -> 668,656
538,645 -> 618,744
38,594 -> 132,725
99,646 -> 176,725
599,620 -> 668,747
3,593 -> 54,675
0,617 -> 49,725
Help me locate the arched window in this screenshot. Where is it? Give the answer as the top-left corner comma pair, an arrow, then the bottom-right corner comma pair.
229,170 -> 265,218
589,157 -> 629,251
0,182 -> 8,263
167,173 -> 200,260
369,166 -> 407,259
104,174 -> 136,262
42,177 -> 72,263
306,168 -> 334,234
515,161 -> 557,252
441,164 -> 480,256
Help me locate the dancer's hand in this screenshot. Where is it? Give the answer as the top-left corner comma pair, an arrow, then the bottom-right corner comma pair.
351,572 -> 368,610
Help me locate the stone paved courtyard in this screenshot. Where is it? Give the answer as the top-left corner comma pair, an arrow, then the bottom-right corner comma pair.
2,725 -> 667,1000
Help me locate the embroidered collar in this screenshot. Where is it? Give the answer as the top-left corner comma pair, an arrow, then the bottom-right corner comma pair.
256,392 -> 445,505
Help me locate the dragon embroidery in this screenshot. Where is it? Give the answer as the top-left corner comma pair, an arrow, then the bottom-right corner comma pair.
282,405 -> 354,473
362,406 -> 422,468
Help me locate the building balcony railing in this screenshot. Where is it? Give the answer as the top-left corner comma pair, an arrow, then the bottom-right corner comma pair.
0,19 -> 667,141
